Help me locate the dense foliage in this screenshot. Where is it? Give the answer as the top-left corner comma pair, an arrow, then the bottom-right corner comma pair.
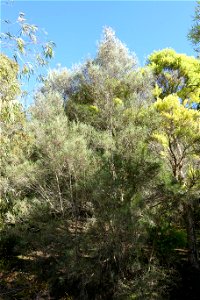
0,24 -> 200,300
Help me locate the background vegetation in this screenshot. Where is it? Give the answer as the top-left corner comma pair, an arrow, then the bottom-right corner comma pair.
0,2 -> 200,299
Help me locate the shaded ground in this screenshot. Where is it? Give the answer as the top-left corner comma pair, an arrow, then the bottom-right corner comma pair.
0,218 -> 200,299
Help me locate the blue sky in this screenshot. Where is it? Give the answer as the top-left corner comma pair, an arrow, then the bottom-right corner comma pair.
1,1 -> 197,104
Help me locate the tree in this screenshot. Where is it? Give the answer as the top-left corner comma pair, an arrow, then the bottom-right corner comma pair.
148,47 -> 200,268
42,27 -> 153,132
27,88 -> 165,299
0,55 -> 31,226
0,4 -> 55,223
152,95 -> 200,268
188,1 -> 200,56
95,26 -> 137,78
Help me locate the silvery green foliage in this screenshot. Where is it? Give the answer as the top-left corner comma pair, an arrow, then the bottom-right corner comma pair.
40,67 -> 72,100
29,91 -> 116,215
42,26 -> 137,94
95,26 -> 137,78
40,27 -> 153,131
29,92 -> 93,214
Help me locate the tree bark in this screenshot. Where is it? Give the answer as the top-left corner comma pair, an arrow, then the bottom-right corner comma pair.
184,203 -> 199,269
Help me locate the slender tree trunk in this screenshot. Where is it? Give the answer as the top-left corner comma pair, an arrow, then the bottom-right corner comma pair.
184,203 -> 199,269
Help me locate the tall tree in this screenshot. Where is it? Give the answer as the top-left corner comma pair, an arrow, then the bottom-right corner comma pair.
148,49 -> 200,269
0,55 -> 31,225
28,89 -> 164,299
42,27 -> 153,131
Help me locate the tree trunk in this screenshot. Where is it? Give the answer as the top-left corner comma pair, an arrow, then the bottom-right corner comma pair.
184,203 -> 199,269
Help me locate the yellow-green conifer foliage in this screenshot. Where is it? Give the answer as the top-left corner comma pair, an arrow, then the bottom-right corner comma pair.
153,95 -> 200,181
152,93 -> 200,268
148,49 -> 200,106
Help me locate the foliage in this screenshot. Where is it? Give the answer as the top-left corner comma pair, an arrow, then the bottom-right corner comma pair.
1,26 -> 200,299
148,48 -> 200,106
1,10 -> 55,80
150,78 -> 200,269
42,27 -> 153,133
0,53 -> 21,103
188,1 -> 200,55
0,55 -> 31,227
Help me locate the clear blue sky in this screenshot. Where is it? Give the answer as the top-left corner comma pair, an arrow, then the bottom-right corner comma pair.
1,1 -> 197,104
